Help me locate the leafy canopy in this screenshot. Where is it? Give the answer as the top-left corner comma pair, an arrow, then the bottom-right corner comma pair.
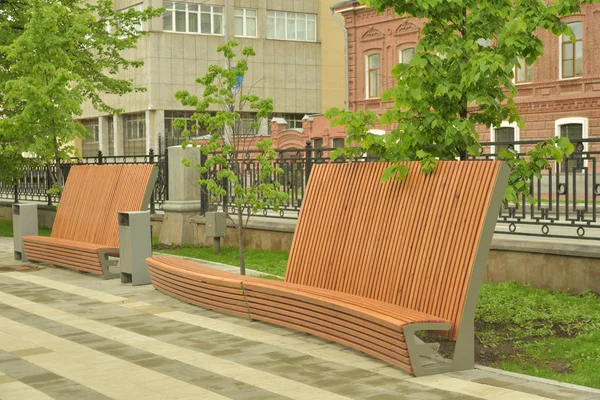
327,0 -> 594,203
0,0 -> 161,186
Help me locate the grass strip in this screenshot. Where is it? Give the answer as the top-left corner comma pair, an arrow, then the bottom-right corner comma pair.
0,220 -> 52,237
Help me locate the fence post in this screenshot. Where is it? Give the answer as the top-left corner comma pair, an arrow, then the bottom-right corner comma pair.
46,166 -> 52,206
305,140 -> 313,183
164,147 -> 169,201
98,150 -> 103,165
199,151 -> 208,215
149,148 -> 155,214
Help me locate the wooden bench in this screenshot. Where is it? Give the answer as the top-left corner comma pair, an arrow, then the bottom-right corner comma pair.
23,164 -> 158,278
146,161 -> 509,376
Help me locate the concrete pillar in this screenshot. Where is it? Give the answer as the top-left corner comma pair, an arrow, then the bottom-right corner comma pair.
158,145 -> 202,245
146,109 -> 163,153
113,114 -> 124,156
98,116 -> 110,155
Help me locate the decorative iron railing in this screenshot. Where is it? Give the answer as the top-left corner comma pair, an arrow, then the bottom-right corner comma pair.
3,136 -> 600,240
472,138 -> 600,240
202,138 -> 600,240
0,148 -> 168,212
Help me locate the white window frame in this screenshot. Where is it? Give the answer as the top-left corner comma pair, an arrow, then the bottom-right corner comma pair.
559,21 -> 583,80
514,58 -> 533,85
398,46 -> 415,64
234,8 -> 257,38
107,4 -> 144,34
163,2 -> 224,36
555,117 -> 588,169
365,53 -> 381,99
490,121 -> 520,156
266,11 -> 317,42
124,113 -> 146,140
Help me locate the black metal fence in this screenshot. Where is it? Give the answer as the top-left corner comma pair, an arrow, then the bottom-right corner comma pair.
3,136 -> 600,240
201,138 -> 600,240
472,137 -> 600,240
0,148 -> 168,212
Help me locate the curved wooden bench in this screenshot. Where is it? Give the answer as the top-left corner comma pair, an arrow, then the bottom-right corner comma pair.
23,164 -> 157,277
147,161 -> 509,376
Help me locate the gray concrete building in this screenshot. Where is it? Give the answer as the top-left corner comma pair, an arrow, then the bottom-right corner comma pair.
77,0 -> 346,157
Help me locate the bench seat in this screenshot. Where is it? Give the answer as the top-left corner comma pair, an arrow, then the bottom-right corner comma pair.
23,236 -> 118,276
147,256 -> 451,372
146,161 -> 509,375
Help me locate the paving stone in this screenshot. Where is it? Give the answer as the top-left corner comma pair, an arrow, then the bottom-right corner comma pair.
0,240 -> 598,400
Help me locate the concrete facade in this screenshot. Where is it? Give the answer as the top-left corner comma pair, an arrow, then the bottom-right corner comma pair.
78,0 -> 347,157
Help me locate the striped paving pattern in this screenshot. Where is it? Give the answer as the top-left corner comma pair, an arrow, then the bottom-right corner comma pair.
1,264 -> 599,399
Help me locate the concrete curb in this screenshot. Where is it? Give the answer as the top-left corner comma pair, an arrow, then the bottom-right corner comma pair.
475,365 -> 600,394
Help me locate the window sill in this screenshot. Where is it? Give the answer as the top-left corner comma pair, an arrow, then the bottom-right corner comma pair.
559,76 -> 583,82
162,30 -> 224,36
265,37 -> 318,43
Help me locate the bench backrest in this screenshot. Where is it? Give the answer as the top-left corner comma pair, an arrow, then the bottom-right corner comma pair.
50,164 -> 157,248
285,161 -> 508,340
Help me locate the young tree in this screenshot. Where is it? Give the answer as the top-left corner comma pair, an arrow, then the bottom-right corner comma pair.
175,40 -> 288,275
0,0 -> 161,193
326,0 -> 596,203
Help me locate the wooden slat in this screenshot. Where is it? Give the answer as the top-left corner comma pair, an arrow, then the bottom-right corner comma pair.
285,161 -> 501,340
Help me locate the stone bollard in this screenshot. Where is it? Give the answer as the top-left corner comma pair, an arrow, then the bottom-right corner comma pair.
12,203 -> 38,261
158,145 -> 202,245
118,211 -> 152,285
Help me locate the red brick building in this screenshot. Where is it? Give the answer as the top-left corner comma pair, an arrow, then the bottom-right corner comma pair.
276,1 -> 600,153
335,2 -> 600,147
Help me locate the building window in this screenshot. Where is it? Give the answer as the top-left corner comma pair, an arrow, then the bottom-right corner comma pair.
266,11 -> 316,42
515,58 -> 533,84
490,122 -> 520,156
81,119 -> 99,158
312,138 -> 323,159
108,4 -> 144,33
561,22 -> 583,79
332,138 -> 345,148
234,8 -> 257,37
555,117 -> 588,171
107,116 -> 114,156
234,112 -> 263,137
163,2 -> 223,35
399,47 -> 415,64
271,113 -> 305,129
123,113 -> 146,155
366,54 -> 381,99
164,110 -> 200,146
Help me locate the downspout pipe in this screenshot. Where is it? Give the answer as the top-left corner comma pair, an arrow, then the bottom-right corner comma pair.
330,2 -> 350,111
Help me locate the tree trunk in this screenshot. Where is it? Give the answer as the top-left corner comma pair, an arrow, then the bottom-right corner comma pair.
459,7 -> 469,161
237,206 -> 245,275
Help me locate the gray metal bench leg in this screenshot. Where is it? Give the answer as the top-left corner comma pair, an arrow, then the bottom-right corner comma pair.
404,323 -> 455,376
99,250 -> 119,279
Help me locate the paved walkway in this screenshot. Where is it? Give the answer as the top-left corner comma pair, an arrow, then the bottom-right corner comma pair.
1,238 -> 600,399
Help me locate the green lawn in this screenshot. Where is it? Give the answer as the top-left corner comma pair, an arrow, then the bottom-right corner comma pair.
154,244 -> 289,277
0,220 -> 52,237
476,282 -> 600,388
